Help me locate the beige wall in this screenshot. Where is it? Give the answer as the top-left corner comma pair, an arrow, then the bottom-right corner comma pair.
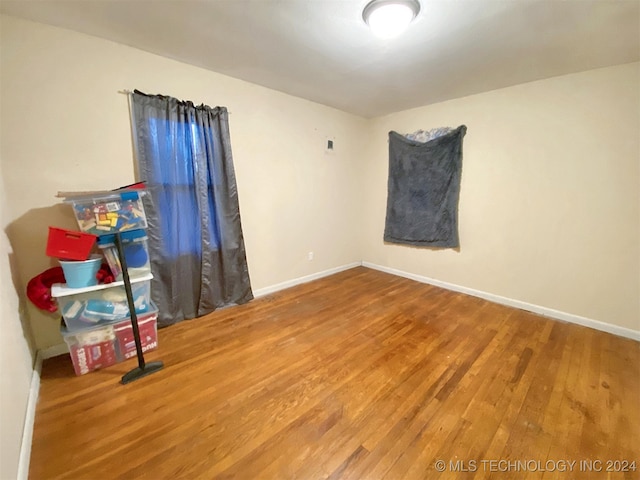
362,62 -> 640,332
0,159 -> 35,480
1,13 -> 638,360
0,14 -> 366,350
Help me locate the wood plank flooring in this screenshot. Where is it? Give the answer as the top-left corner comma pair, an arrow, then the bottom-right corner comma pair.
30,267 -> 640,479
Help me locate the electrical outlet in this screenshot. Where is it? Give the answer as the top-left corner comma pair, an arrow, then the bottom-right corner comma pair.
307,251 -> 314,261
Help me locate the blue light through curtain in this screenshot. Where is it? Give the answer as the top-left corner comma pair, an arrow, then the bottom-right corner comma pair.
131,90 -> 253,326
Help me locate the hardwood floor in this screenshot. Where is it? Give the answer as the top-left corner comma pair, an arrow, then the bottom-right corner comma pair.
30,267 -> 639,479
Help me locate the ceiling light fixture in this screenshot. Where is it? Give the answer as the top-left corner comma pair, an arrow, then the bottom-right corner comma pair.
362,0 -> 421,39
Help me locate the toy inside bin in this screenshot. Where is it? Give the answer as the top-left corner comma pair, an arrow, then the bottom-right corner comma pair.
63,324 -> 118,376
97,229 -> 150,281
65,190 -> 147,236
114,312 -> 158,360
46,227 -> 97,261
52,274 -> 153,331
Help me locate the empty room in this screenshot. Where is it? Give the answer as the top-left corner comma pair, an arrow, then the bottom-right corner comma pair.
1,1 -> 638,479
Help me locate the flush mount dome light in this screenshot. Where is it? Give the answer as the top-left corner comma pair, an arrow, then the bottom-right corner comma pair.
363,0 -> 421,39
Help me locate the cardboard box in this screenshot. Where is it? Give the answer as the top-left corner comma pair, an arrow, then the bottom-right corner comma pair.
114,315 -> 158,359
69,340 -> 117,376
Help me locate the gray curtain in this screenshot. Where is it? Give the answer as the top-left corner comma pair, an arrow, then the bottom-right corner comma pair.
131,90 -> 253,327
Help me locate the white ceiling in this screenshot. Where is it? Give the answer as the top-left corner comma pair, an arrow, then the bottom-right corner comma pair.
1,0 -> 638,117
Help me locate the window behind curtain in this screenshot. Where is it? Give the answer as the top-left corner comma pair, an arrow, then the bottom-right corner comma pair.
146,117 -> 221,258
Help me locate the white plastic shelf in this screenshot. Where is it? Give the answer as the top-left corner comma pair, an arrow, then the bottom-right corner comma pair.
51,273 -> 153,298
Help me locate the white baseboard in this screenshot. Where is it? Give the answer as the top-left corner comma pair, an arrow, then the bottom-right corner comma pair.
17,352 -> 42,480
253,262 -> 362,298
363,262 -> 640,341
17,343 -> 70,479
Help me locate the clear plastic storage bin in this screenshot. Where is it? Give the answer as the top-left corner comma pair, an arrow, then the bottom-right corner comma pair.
97,229 -> 151,281
65,190 -> 147,235
62,308 -> 158,376
52,274 -> 153,331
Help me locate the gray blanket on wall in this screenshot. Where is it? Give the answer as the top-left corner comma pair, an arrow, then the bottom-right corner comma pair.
384,125 -> 467,248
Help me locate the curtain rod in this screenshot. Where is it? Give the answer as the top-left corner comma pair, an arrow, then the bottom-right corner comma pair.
117,89 -> 231,113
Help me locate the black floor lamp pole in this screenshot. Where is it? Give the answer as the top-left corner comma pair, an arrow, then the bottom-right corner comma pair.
115,232 -> 163,384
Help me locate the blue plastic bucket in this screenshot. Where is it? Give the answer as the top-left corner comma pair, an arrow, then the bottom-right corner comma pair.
59,255 -> 102,288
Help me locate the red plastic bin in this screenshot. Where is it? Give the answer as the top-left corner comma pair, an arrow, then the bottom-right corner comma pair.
46,227 -> 97,261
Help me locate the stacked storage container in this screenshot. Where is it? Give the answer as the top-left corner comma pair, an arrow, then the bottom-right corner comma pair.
52,189 -> 159,375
